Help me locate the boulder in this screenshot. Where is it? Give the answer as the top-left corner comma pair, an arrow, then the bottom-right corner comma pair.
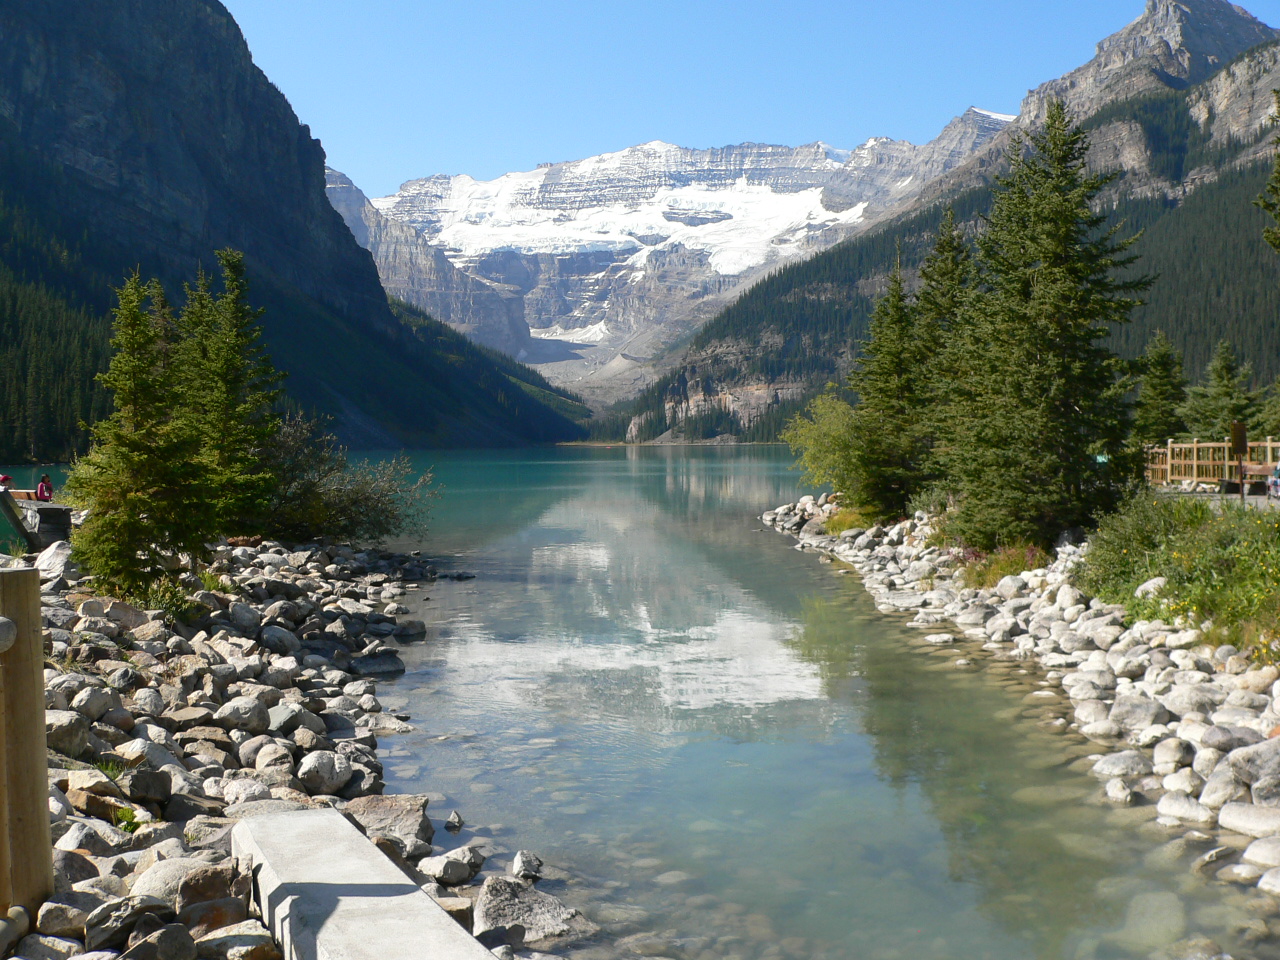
1134,577 -> 1167,599
193,920 -> 280,960
36,892 -> 104,938
1218,802 -> 1280,838
1091,751 -> 1153,779
212,699 -> 269,736
342,794 -> 434,859
177,899 -> 247,941
1199,767 -> 1249,810
119,923 -> 196,960
417,847 -> 485,887
45,711 -> 89,758
472,877 -> 600,947
1108,697 -> 1169,732
995,575 -> 1027,600
35,542 -> 77,582
295,751 -> 351,795
129,859 -> 208,907
15,934 -> 83,960
1259,866 -> 1280,896
511,851 -> 543,881
1226,737 -> 1280,785
174,864 -> 240,915
1243,836 -> 1280,868
1156,791 -> 1215,824
348,653 -> 405,678
83,897 -> 175,951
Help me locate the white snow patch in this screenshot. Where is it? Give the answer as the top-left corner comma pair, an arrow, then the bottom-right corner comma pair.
973,107 -> 1017,123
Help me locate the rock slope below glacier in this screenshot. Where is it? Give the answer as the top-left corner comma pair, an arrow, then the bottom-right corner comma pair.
334,109 -> 1010,401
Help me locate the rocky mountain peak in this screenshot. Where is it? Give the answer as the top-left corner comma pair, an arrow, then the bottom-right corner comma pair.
1021,0 -> 1279,122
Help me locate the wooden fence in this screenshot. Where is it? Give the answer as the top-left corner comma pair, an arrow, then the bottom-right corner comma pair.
1145,438 -> 1280,486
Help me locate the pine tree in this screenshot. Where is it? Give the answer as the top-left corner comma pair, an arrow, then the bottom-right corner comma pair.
63,276 -> 216,595
785,256 -> 937,517
1179,339 -> 1259,440
175,250 -> 284,533
1132,330 -> 1187,446
936,100 -> 1149,549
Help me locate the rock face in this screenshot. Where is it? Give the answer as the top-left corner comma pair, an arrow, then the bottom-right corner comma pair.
0,0 -> 582,447
335,112 -> 1010,402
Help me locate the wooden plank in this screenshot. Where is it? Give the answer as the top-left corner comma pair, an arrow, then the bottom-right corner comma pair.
0,569 -> 52,915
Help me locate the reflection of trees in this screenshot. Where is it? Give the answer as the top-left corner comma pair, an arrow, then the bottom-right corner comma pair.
788,597 -> 1129,959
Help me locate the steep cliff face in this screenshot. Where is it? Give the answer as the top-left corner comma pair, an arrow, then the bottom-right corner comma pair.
1023,0 -> 1279,123
616,0 -> 1280,443
0,0 -> 583,447
0,0 -> 392,331
325,168 -> 529,355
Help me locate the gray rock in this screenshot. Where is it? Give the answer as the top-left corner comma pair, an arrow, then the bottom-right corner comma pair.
45,711 -> 89,758
36,893 -> 104,938
226,604 -> 261,635
1202,724 -> 1262,753
1226,737 -> 1280,784
1153,738 -> 1195,768
417,846 -> 485,887
1259,866 -> 1280,896
1243,836 -> 1280,868
1218,802 -> 1280,837
128,859 -> 207,907
1111,891 -> 1185,952
70,687 -> 115,723
120,922 -> 196,960
472,877 -> 600,947
1159,685 -> 1224,718
1091,751 -> 1153,779
15,934 -> 82,960
35,542 -> 77,581
1073,700 -> 1110,725
511,851 -> 543,881
295,751 -> 351,795
1156,791 -> 1214,823
1135,577 -> 1167,598
192,920 -> 279,960
1253,775 -> 1280,807
83,897 -> 175,951
212,698 -> 269,736
995,575 -> 1027,600
342,794 -> 434,859
1108,697 -> 1169,732
348,652 -> 405,677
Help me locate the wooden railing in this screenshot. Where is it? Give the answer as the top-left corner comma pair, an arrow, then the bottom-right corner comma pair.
1145,438 -> 1280,486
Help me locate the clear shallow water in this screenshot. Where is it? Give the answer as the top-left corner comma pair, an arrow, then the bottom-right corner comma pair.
372,446 -> 1274,960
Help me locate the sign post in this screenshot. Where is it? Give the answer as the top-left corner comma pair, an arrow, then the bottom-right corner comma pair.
1232,421 -> 1249,505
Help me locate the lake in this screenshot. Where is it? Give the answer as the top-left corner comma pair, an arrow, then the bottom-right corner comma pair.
374,446 -> 1262,960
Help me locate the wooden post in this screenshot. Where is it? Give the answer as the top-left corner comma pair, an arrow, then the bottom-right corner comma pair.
0,569 -> 51,916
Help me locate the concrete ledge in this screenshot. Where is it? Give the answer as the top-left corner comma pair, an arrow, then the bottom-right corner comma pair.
232,809 -> 493,960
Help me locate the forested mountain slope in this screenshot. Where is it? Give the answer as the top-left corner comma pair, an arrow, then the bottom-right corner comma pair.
0,0 -> 584,460
605,3 -> 1280,443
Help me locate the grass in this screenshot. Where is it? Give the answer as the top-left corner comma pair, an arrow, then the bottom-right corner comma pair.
94,758 -> 128,779
1080,493 -> 1280,651
825,505 -> 890,536
197,570 -> 224,593
961,544 -> 1052,590
110,807 -> 140,834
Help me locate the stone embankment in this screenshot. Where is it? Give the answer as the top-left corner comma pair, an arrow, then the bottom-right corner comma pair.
0,537 -> 596,960
765,496 -> 1280,950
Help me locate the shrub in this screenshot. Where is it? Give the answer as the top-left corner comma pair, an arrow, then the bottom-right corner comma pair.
962,544 -> 1052,590
1081,493 -> 1280,648
825,505 -> 888,536
254,414 -> 436,544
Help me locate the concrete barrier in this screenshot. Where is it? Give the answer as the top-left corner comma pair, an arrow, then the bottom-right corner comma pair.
232,809 -> 493,960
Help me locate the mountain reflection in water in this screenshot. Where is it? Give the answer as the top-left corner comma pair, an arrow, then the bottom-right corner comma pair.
373,447 -> 1259,960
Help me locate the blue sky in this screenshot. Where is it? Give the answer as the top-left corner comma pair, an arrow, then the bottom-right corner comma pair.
220,0 -> 1280,197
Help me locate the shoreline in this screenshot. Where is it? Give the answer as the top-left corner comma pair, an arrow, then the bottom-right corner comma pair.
12,537 -> 597,960
763,497 -> 1280,957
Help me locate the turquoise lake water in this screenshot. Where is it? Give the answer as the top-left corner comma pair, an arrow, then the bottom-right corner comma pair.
7,447 -> 1268,958
374,446 -> 1268,960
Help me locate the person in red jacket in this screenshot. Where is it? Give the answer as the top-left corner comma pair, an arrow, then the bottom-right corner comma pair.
36,475 -> 53,501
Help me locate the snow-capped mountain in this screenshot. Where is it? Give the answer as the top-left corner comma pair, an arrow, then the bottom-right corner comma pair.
329,107 -> 1012,400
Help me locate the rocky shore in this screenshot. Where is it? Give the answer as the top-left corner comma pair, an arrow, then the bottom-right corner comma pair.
765,496 -> 1280,956
1,537 -> 597,960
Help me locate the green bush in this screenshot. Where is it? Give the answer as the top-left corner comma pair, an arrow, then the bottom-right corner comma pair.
254,414 -> 436,544
1081,493 -> 1280,648
961,544 -> 1052,589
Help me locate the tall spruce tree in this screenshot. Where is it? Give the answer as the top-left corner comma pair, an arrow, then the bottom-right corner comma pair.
1179,339 -> 1258,439
936,100 -> 1148,549
1254,90 -> 1280,258
63,276 -> 216,595
175,250 -> 284,533
784,256 -> 936,516
1132,330 -> 1187,446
